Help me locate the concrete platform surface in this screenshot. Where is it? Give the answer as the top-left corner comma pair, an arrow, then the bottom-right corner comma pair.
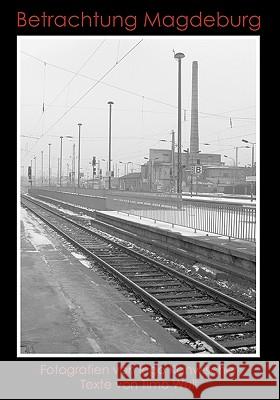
101,210 -> 256,258
20,207 -> 191,355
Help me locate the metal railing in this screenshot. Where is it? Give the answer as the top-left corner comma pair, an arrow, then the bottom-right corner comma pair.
105,195 -> 256,242
30,186 -> 256,242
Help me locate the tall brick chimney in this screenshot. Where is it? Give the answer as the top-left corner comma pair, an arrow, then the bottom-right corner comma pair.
190,61 -> 199,154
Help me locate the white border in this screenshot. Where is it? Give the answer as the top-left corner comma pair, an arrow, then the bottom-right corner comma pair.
18,35 -> 259,358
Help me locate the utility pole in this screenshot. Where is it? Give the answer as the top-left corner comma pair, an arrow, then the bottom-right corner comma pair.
59,136 -> 63,187
150,160 -> 153,191
242,139 -> 255,202
171,129 -> 175,192
34,156 -> 36,186
48,143 -> 51,186
251,144 -> 255,175
57,158 -> 59,185
98,159 -> 101,188
107,101 -> 114,190
78,123 -> 82,188
30,159 -> 33,187
41,150 -> 44,185
174,52 -> 185,195
91,156 -> 96,189
251,144 -> 255,202
72,143 -> 75,186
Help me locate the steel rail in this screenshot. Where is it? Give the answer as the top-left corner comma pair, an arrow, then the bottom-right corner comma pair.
22,195 -> 255,317
21,195 -> 256,353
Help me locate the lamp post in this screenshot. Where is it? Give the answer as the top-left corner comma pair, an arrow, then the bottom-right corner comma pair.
174,52 -> 185,195
107,101 -> 114,190
143,157 -> 151,191
77,123 -> 82,189
127,161 -> 132,174
41,150 -> 44,185
48,143 -> 51,186
223,154 -> 235,166
160,129 -> 176,192
59,135 -> 74,187
57,158 -> 59,185
223,155 -> 236,188
242,139 -> 255,173
33,156 -> 36,186
147,157 -> 159,192
30,159 -> 33,187
72,143 -> 75,187
59,136 -> 63,186
234,145 -> 250,166
242,139 -> 256,201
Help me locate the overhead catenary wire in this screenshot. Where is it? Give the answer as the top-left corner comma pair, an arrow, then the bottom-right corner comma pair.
22,40 -> 107,140
48,39 -> 106,108
44,39 -> 143,134
22,39 -> 144,161
21,50 -> 256,121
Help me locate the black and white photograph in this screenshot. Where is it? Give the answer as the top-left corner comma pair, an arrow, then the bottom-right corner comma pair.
19,36 -> 258,356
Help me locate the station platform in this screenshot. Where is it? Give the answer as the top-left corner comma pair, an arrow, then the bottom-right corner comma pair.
24,190 -> 256,281
20,208 -> 191,355
101,210 -> 256,257
94,210 -> 256,282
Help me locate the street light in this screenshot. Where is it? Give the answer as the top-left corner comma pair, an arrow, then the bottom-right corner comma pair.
144,157 -> 158,191
174,52 -> 185,195
48,143 -> 51,186
60,135 -> 73,187
77,123 -> 82,188
242,139 -> 256,201
33,156 -> 36,186
242,139 -> 256,172
223,155 -> 235,166
160,130 -> 176,192
41,150 -> 44,184
119,161 -> 133,176
127,161 -> 132,174
119,161 -> 126,176
234,145 -> 250,166
107,101 -> 114,190
30,159 -> 33,187
150,157 -> 159,191
59,136 -> 63,186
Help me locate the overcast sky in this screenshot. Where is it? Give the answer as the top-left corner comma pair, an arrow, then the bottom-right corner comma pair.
19,36 -> 258,176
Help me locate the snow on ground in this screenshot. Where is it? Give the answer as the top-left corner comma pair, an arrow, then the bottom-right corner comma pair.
99,210 -> 255,250
71,252 -> 92,269
182,194 -> 256,205
101,210 -> 227,239
102,206 -> 255,242
21,207 -> 53,247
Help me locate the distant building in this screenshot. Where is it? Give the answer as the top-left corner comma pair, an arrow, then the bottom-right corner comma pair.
197,165 -> 256,194
142,148 -> 222,191
119,172 -> 142,191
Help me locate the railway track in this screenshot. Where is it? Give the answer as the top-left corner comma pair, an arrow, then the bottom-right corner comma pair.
21,194 -> 256,354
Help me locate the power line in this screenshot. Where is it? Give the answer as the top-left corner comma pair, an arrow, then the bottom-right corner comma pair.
21,50 -> 256,121
48,39 -> 106,108
22,40 -> 107,139
22,39 -> 143,161
45,39 -> 143,134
